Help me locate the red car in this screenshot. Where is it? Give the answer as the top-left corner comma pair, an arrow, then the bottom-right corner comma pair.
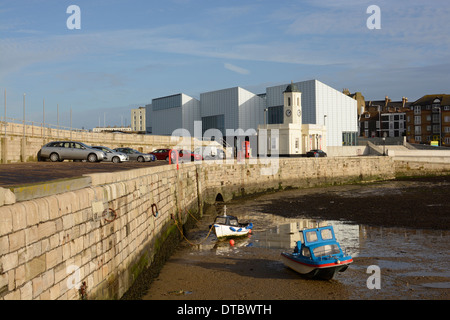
149,149 -> 171,161
170,149 -> 203,162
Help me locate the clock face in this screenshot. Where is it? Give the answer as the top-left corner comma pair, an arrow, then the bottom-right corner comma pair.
285,109 -> 292,117
297,109 -> 302,116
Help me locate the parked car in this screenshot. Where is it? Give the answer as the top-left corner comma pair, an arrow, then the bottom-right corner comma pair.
38,141 -> 106,162
113,147 -> 156,162
149,149 -> 171,161
306,149 -> 327,157
194,146 -> 225,160
91,146 -> 129,163
170,149 -> 203,162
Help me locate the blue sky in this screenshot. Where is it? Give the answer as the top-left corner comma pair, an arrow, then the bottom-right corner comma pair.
1,0 -> 449,129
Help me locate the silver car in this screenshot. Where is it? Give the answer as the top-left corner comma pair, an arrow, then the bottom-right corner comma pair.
113,147 -> 155,162
38,141 -> 106,162
91,146 -> 129,163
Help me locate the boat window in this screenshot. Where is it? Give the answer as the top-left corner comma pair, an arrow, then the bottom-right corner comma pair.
299,232 -> 304,244
320,228 -> 333,240
215,217 -> 227,224
229,218 -> 238,226
305,231 -> 318,242
313,244 -> 340,258
302,247 -> 311,258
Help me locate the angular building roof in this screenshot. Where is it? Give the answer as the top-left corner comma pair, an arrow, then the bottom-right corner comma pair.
411,94 -> 450,106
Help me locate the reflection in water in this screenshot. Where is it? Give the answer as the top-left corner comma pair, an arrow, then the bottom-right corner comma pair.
250,219 -> 360,257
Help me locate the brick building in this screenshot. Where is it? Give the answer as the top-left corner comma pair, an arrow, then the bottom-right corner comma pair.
359,96 -> 410,138
405,95 -> 450,146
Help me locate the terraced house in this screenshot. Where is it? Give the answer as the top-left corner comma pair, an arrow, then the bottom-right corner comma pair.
406,95 -> 450,146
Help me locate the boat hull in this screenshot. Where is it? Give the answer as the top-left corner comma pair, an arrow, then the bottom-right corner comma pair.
213,223 -> 252,239
281,252 -> 352,280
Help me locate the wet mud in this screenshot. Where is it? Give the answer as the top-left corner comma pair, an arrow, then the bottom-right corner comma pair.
133,176 -> 450,300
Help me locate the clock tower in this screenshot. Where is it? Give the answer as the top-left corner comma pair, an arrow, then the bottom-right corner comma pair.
283,82 -> 302,125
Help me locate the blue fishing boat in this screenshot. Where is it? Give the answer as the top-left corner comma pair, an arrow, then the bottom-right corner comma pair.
281,224 -> 352,280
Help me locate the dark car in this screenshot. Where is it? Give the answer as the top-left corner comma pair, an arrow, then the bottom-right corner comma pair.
170,149 -> 203,163
306,149 -> 327,158
113,147 -> 156,162
149,149 -> 171,161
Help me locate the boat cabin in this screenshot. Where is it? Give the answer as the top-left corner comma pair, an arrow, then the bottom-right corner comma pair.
214,215 -> 240,227
295,226 -> 343,260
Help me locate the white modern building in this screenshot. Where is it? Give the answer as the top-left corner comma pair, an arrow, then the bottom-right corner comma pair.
146,93 -> 200,136
200,87 -> 266,137
265,80 -> 358,147
145,79 -> 358,152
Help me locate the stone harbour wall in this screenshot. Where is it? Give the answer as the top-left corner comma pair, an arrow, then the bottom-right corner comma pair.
0,156 -> 398,300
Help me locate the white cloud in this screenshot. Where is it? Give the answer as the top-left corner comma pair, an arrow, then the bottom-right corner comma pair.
224,63 -> 250,75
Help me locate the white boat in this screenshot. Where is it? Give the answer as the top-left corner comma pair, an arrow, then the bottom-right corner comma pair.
212,206 -> 253,239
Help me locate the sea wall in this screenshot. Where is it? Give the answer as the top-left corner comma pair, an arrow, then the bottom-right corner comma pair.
0,121 -> 201,163
0,156 -> 399,300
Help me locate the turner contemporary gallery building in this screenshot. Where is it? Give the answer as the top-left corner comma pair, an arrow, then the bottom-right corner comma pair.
145,79 -> 358,155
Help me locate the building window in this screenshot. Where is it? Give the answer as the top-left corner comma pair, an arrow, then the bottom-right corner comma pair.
445,116 -> 450,123
415,136 -> 422,142
444,127 -> 450,133
288,97 -> 291,106
414,106 -> 421,115
433,125 -> 440,134
268,106 -> 283,124
342,132 -> 357,146
415,126 -> 421,135
202,114 -> 225,136
414,116 -> 421,125
427,125 -> 431,132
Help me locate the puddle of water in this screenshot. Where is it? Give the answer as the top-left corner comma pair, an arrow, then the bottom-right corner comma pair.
421,282 -> 450,289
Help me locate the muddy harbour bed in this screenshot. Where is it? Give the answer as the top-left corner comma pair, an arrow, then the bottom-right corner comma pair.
124,176 -> 450,301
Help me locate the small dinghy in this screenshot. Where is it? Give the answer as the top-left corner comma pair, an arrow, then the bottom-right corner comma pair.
281,224 -> 352,280
212,206 -> 253,239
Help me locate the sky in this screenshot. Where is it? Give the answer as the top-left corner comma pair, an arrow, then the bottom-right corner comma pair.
1,0 -> 449,129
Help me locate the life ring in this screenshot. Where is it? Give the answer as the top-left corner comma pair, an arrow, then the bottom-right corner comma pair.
151,204 -> 159,217
104,208 -> 117,223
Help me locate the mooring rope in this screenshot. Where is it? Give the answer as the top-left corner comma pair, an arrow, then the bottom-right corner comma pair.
172,209 -> 215,246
